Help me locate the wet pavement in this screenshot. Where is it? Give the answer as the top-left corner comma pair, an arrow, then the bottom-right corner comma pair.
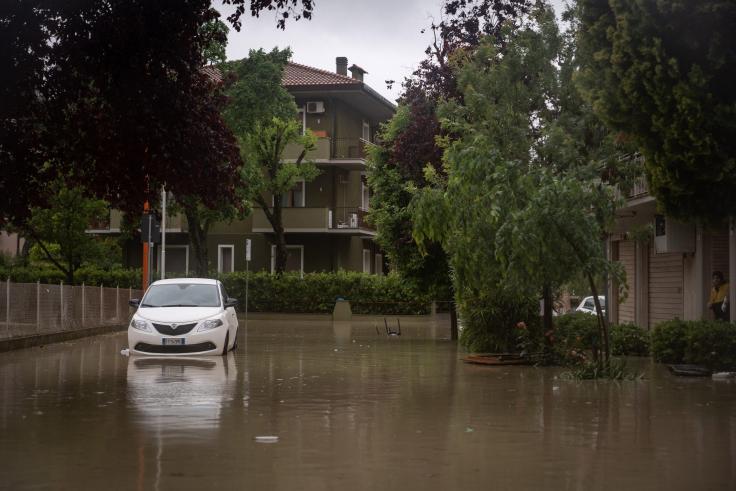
1,319 -> 735,490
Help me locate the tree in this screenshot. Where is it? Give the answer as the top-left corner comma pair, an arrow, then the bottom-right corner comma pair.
368,1 -> 534,338
0,0 -> 314,227
412,5 -> 627,358
25,183 -> 109,284
241,119 -> 318,274
222,48 -> 318,275
574,0 -> 736,223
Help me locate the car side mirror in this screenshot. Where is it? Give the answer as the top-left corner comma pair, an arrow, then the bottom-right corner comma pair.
224,298 -> 238,308
128,298 -> 140,308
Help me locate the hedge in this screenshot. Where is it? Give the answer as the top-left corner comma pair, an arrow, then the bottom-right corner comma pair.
651,319 -> 736,370
219,271 -> 434,315
0,265 -> 142,288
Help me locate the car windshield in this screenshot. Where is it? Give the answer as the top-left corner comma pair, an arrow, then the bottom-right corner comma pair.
141,284 -> 220,308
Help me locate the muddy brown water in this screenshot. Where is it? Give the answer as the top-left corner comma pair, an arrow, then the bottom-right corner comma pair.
1,319 -> 735,490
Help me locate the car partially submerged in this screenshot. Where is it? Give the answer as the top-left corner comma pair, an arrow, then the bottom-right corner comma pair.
128,278 -> 238,356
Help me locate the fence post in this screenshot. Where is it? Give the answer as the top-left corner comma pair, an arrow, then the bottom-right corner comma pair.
116,285 -> 120,322
82,283 -> 85,328
60,281 -> 64,330
5,279 -> 9,338
36,280 -> 40,333
100,283 -> 104,325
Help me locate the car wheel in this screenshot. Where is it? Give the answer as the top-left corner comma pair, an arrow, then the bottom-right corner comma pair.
222,332 -> 229,356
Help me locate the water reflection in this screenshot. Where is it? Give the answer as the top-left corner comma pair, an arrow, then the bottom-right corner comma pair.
0,323 -> 735,490
126,355 -> 240,433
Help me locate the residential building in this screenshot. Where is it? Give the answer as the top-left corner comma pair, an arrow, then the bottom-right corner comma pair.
111,57 -> 396,277
608,156 -> 735,327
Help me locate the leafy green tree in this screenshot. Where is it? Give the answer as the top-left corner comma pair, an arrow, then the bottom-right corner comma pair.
222,48 -> 318,275
412,6 -> 626,358
25,183 -> 109,284
574,0 -> 736,223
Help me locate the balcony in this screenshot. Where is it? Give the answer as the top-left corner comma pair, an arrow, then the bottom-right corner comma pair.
252,207 -> 374,234
331,207 -> 373,231
282,137 -> 377,162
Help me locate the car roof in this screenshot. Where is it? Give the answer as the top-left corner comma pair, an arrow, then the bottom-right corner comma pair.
150,278 -> 219,286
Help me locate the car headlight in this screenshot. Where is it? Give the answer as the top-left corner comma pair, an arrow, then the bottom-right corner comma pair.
130,319 -> 151,332
198,319 -> 223,332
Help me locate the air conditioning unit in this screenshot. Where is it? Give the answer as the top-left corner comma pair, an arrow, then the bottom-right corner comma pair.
654,214 -> 695,253
306,101 -> 325,114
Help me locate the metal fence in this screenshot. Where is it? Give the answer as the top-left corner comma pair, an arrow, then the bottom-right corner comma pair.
0,280 -> 144,341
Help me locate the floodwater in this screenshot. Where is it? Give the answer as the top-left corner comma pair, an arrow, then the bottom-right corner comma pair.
1,319 -> 735,491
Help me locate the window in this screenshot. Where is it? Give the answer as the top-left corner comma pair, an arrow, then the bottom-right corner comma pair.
218,244 -> 234,273
362,249 -> 371,274
271,245 -> 304,276
157,245 -> 189,276
361,174 -> 370,210
375,253 -> 383,276
362,120 -> 370,142
279,180 -> 305,208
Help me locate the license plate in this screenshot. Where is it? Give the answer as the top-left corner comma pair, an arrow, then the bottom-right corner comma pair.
162,338 -> 185,346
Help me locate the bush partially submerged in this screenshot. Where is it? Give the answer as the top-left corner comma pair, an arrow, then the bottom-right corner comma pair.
651,319 -> 736,370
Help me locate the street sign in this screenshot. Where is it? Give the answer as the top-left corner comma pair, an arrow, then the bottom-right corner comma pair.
245,239 -> 251,262
140,214 -> 161,243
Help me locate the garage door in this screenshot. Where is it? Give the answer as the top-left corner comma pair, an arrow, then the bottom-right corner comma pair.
711,228 -> 729,283
648,245 -> 683,328
617,240 -> 636,324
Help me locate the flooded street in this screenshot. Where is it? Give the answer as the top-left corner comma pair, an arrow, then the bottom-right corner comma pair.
1,320 -> 735,490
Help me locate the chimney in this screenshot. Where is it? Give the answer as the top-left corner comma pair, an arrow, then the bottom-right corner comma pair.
336,57 -> 348,76
349,64 -> 367,82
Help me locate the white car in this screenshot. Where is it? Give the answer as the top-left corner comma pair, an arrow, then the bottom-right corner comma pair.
128,278 -> 239,356
575,295 -> 606,315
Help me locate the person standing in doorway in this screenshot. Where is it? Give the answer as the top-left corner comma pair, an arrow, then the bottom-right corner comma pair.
708,271 -> 729,321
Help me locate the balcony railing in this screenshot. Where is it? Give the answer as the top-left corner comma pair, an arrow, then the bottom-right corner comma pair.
252,207 -> 374,232
331,207 -> 373,231
283,137 -> 376,161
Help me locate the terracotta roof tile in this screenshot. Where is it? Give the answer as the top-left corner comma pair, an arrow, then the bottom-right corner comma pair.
283,62 -> 360,87
201,65 -> 222,83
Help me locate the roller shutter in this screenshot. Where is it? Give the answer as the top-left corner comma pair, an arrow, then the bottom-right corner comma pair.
617,240 -> 636,324
648,245 -> 683,327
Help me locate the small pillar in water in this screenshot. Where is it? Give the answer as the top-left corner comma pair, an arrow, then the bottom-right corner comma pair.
333,299 -> 352,321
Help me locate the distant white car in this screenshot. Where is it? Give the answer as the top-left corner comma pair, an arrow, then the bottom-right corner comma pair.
128,278 -> 239,356
576,295 -> 606,316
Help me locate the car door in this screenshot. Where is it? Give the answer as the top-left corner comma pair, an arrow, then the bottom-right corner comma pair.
219,282 -> 238,340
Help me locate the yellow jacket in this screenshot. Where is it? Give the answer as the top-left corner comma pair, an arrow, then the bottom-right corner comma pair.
709,283 -> 729,306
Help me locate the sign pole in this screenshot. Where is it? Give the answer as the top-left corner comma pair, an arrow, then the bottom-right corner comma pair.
142,202 -> 150,290
161,186 -> 167,280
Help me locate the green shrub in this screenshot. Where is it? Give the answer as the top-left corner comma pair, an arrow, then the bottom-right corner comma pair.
611,322 -> 650,356
219,271 -> 433,315
553,313 -> 650,359
651,319 -> 736,370
458,289 -> 541,353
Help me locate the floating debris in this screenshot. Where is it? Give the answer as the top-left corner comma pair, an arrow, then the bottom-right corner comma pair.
120,348 -> 130,357
254,436 -> 279,443
712,372 -> 736,380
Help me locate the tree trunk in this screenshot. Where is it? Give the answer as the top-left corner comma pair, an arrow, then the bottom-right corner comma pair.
262,196 -> 288,275
542,284 -> 553,348
184,206 -> 210,277
587,272 -> 610,362
450,301 -> 458,340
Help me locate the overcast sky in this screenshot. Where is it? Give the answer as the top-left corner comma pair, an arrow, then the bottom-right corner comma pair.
216,0 -> 568,103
